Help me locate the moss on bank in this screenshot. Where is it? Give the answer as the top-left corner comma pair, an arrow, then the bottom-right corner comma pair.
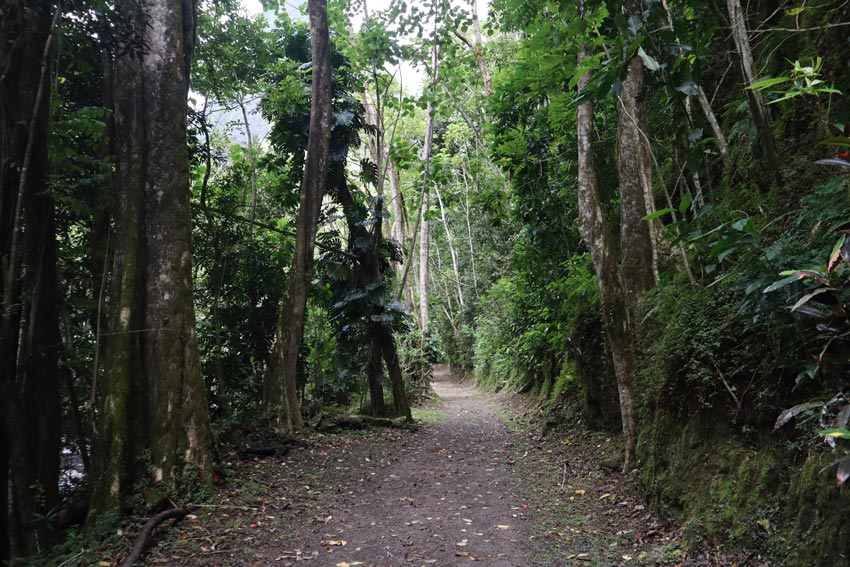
631,278 -> 850,565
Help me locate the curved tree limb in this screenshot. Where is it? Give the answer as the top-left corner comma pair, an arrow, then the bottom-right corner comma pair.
118,505 -> 197,567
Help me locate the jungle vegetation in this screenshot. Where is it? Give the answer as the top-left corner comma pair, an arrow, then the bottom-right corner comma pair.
2,0 -> 850,564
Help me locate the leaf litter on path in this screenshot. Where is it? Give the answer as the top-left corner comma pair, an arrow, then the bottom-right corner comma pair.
143,365 -> 759,566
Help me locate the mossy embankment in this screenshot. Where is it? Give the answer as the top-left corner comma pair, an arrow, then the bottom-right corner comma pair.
632,279 -> 850,566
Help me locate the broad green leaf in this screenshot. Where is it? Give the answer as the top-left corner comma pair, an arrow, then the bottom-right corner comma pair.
642,207 -> 675,221
637,47 -> 663,72
820,137 -> 850,147
763,274 -> 800,293
791,287 -> 834,312
820,428 -> 850,439
747,76 -> 790,91
774,402 -> 823,430
678,193 -> 692,215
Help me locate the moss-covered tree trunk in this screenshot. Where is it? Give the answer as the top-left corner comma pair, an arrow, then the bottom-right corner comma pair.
576,40 -> 629,457
90,0 -> 213,517
614,11 -> 657,468
574,0 -> 656,470
263,0 -> 333,433
0,1 -> 61,559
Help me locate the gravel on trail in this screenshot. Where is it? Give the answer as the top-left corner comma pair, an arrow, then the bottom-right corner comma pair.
141,366 -> 760,567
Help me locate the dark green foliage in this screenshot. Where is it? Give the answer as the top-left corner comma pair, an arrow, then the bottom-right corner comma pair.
473,253 -> 614,424
191,156 -> 293,422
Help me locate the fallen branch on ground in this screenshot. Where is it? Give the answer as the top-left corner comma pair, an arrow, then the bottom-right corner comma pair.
118,505 -> 196,567
315,414 -> 415,432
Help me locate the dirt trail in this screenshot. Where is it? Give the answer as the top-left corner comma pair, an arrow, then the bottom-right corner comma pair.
143,366 -> 751,567
298,365 -> 533,566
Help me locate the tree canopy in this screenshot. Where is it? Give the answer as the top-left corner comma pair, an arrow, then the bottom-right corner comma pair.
3,0 -> 850,564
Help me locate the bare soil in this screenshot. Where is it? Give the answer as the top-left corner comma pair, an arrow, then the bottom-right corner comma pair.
138,366 -> 759,567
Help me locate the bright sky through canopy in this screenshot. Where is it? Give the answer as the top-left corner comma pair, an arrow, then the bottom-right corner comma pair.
239,0 -> 489,92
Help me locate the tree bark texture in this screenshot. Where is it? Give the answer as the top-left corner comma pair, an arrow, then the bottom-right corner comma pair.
418,194 -> 431,331
0,1 -> 61,558
397,42 -> 439,327
617,55 -> 657,309
614,17 -> 656,468
576,44 -> 629,457
263,0 -> 333,433
90,0 -> 213,516
725,0 -> 781,175
574,1 -> 657,470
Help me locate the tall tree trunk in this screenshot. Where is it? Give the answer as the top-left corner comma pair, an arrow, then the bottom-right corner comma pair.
614,6 -> 657,468
575,44 -> 618,439
460,161 -> 479,296
397,35 -> 439,323
263,0 -> 333,433
366,332 -> 387,417
417,40 -> 438,333
387,157 -> 417,316
380,326 -> 412,420
574,0 -> 655,471
726,0 -> 781,176
434,183 -> 464,306
418,190 -> 431,332
334,170 -> 411,420
237,93 -> 259,221
142,0 -> 212,491
0,2 -> 61,558
696,85 -> 731,172
90,0 -> 213,516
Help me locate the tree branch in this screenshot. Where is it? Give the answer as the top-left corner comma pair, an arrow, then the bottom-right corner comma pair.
196,205 -> 357,260
118,506 -> 197,567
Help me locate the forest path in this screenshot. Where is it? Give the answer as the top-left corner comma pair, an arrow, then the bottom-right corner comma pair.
283,364 -> 535,566
143,366 -> 749,567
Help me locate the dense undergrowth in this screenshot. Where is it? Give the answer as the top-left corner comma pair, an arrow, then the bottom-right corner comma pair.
436,3 -> 850,563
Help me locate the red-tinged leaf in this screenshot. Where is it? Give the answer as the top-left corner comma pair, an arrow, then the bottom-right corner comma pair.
838,459 -> 850,486
828,235 -> 846,271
